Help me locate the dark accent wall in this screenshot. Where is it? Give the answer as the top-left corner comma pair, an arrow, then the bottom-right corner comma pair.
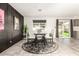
0,3 -> 24,53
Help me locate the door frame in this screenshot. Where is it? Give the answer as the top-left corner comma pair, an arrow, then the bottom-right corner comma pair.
56,19 -> 73,39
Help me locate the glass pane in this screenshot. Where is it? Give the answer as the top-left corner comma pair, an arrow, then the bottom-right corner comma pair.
58,20 -> 70,38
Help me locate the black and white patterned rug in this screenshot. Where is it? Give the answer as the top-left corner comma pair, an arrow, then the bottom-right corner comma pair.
22,41 -> 58,54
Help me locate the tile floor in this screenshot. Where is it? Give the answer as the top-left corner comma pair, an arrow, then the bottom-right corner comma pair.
0,38 -> 79,56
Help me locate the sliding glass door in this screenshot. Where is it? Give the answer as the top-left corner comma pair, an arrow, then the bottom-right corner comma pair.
56,19 -> 71,38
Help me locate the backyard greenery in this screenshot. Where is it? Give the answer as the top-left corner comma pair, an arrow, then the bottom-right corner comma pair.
63,31 -> 69,38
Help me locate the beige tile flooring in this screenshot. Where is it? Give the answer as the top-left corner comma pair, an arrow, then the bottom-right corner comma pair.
0,38 -> 79,56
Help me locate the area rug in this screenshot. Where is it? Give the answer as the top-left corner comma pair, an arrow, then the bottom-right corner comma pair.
22,41 -> 58,54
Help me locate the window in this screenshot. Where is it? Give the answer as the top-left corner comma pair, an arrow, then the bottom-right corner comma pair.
33,20 -> 46,33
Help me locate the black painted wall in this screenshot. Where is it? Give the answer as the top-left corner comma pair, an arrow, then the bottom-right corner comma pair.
0,3 -> 24,52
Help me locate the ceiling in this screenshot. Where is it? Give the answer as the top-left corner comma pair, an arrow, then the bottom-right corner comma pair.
9,3 -> 79,17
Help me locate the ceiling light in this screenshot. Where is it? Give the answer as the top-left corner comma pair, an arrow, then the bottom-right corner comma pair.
38,9 -> 42,12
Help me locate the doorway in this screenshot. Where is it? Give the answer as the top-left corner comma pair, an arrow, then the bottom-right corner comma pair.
57,19 -> 71,39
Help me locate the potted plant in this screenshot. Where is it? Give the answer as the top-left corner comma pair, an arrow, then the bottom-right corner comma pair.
23,25 -> 28,38
23,25 -> 29,39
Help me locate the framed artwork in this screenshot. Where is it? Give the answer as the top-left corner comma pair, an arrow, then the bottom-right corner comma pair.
0,9 -> 4,31
14,16 -> 19,30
